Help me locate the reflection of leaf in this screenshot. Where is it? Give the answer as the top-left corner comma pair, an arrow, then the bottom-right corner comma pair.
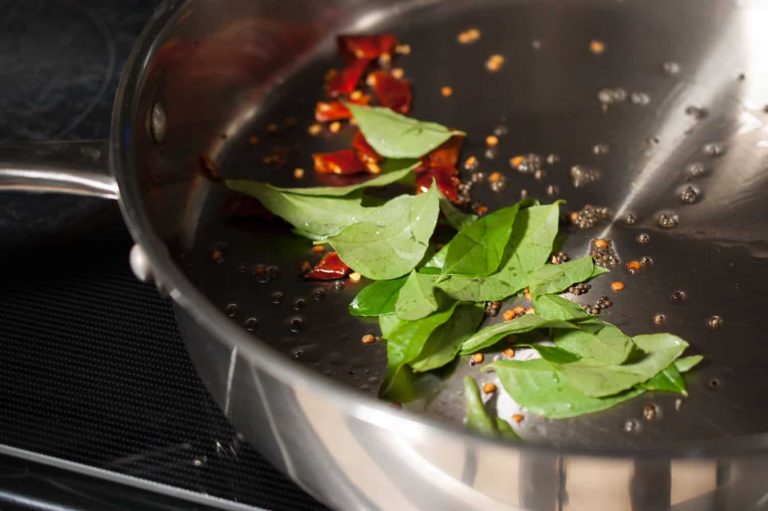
326,186 -> 440,279
346,103 -> 463,158
463,377 -> 520,439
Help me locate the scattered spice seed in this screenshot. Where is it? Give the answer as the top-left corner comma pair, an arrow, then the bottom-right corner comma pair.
249,135 -> 259,145
293,168 -> 305,179
329,121 -> 342,133
308,123 -> 322,136
594,238 -> 609,249
652,313 -> 666,326
523,288 -> 531,300
470,353 -> 485,365
464,156 -> 479,171
378,53 -> 392,67
482,383 -> 497,394
511,414 -> 524,423
457,28 -> 481,44
626,260 -> 642,273
395,43 -> 411,55
502,309 -> 516,321
361,334 -> 377,345
311,245 -> 326,254
391,68 -> 404,79
501,348 -> 516,358
611,281 -> 625,292
440,86 -> 453,97
512,305 -> 526,316
590,39 -> 605,54
211,249 -> 223,262
485,300 -> 502,317
485,54 -> 505,72
348,272 -> 362,282
643,404 -> 658,421
485,135 -> 499,147
488,171 -> 503,183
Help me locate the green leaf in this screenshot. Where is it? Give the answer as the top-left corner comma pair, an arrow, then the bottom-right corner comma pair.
638,364 -> 686,394
345,103 -> 463,159
349,277 -> 407,317
554,324 -> 633,366
675,355 -> 703,373
527,256 -> 601,297
459,315 -> 577,354
440,197 -> 476,230
464,376 -> 520,439
494,359 -> 643,419
225,183 -> 369,239
558,333 -> 688,397
228,164 -> 416,199
381,304 -> 458,392
436,204 -> 561,302
441,205 -> 521,277
411,304 -> 484,372
395,271 -> 440,320
325,185 -> 440,279
533,294 -> 591,322
530,344 -> 582,364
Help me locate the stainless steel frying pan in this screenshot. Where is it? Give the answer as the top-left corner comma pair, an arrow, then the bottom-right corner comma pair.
2,0 -> 768,509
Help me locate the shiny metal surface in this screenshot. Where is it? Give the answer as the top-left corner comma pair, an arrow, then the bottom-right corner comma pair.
5,0 -> 768,509
0,140 -> 116,199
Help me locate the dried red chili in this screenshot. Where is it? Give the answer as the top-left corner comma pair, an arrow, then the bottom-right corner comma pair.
313,149 -> 368,175
352,130 -> 382,163
423,135 -> 464,168
315,94 -> 371,122
369,70 -> 412,113
326,58 -> 369,97
416,166 -> 460,203
337,34 -> 398,60
305,252 -> 351,280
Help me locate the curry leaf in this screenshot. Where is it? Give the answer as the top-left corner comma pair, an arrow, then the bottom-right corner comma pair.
346,103 -> 464,159
349,277 -> 407,317
494,359 -> 644,419
638,364 -> 686,394
459,315 -> 577,354
533,294 -> 591,322
411,304 -> 484,372
464,376 -> 520,439
554,324 -> 633,366
675,355 -> 703,373
558,333 -> 688,398
228,164 -> 416,199
225,183 -> 369,239
441,204 -> 521,277
528,256 -> 606,297
501,204 -> 561,276
381,304 -> 458,393
440,197 -> 476,230
395,271 -> 441,320
325,185 -> 440,279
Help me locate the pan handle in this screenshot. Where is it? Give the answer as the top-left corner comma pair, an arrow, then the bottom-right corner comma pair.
0,140 -> 117,200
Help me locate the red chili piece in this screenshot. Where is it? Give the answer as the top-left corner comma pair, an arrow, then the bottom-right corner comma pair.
352,130 -> 382,163
305,252 -> 351,280
369,71 -> 412,113
416,166 -> 460,202
326,58 -> 369,97
315,94 -> 371,122
423,136 -> 464,168
313,149 -> 368,175
337,34 -> 398,60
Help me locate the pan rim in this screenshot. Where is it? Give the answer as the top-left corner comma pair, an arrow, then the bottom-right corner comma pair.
111,0 -> 768,461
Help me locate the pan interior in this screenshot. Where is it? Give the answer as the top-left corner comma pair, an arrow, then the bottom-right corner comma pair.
182,0 -> 768,449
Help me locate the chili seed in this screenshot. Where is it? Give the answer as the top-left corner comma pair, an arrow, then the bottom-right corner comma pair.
502,348 -> 516,358
485,54 -> 505,72
329,121 -> 342,134
440,86 -> 453,97
457,28 -> 481,44
349,272 -> 362,283
502,310 -> 517,321
626,260 -> 642,273
361,334 -> 377,345
293,168 -> 305,179
512,414 -> 524,423
311,245 -> 326,254
308,123 -> 322,136
611,281 -> 625,292
485,135 -> 499,147
470,353 -> 485,365
589,40 -> 605,54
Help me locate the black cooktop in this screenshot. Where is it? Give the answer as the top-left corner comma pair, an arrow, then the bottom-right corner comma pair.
0,2 -> 325,509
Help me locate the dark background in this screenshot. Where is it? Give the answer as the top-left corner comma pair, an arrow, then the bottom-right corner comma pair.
0,1 -> 324,509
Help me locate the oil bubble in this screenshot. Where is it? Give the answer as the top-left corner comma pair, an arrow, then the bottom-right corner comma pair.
245,317 -> 260,332
225,303 -> 238,317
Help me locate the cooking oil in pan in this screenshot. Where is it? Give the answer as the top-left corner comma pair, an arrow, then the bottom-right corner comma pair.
181,0 -> 768,448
